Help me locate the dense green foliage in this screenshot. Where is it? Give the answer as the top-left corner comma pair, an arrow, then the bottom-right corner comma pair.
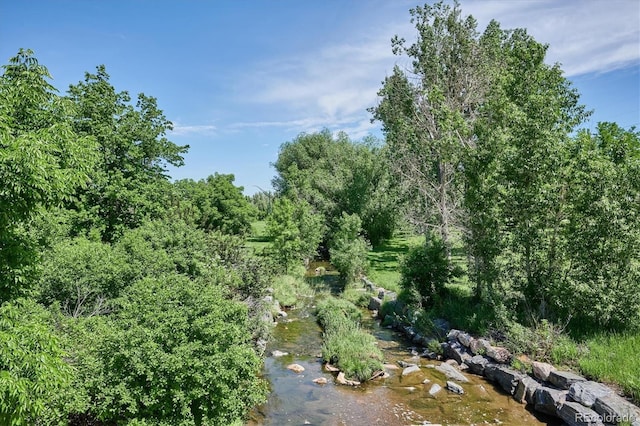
0,50 -> 268,424
266,197 -> 324,271
0,49 -> 97,301
328,212 -> 371,283
373,1 -> 639,334
64,65 -> 188,242
68,275 -> 267,425
273,130 -> 398,247
173,174 -> 257,235
399,233 -> 452,308
0,300 -> 73,425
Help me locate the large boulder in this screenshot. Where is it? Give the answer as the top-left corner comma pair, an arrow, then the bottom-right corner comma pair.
435,362 -> 470,383
486,346 -> 511,364
593,394 -> 640,426
368,296 -> 382,311
466,355 -> 491,376
569,381 -> 613,408
549,370 -> 586,390
532,361 -> 556,381
457,332 -> 473,348
492,365 -> 525,395
534,386 -> 568,416
558,401 -> 605,426
469,338 -> 492,355
443,341 -> 471,365
514,375 -> 541,404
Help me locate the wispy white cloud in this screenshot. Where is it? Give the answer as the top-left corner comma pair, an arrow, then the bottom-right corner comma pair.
463,0 -> 640,77
235,0 -> 638,139
170,124 -> 217,137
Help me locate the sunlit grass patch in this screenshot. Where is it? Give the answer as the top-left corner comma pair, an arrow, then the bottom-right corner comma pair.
578,332 -> 640,403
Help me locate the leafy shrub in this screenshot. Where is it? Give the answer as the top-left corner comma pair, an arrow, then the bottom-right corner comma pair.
329,213 -> 371,283
38,237 -> 134,316
399,233 -> 451,308
0,299 -> 73,425
71,274 -> 267,425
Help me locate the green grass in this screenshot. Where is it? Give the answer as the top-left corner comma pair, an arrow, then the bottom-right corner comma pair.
578,332 -> 640,403
367,234 -> 422,292
271,274 -> 314,308
245,220 -> 272,253
316,297 -> 383,382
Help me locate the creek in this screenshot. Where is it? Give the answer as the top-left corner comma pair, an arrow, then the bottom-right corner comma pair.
248,272 -> 559,426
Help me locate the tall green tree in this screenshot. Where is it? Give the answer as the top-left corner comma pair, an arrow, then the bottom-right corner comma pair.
372,1 -> 487,252
0,49 -> 97,301
464,24 -> 587,315
553,123 -> 640,329
65,66 -> 188,241
172,174 -> 257,235
266,197 -> 324,271
273,130 -> 397,247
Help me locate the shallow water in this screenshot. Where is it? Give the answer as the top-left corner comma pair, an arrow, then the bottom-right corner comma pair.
248,286 -> 560,425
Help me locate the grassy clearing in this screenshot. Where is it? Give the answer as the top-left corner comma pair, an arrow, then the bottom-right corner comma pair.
316,297 -> 384,382
245,220 -> 272,253
578,332 -> 640,403
367,235 -> 422,293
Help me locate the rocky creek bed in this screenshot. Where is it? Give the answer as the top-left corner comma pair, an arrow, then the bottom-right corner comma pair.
248,295 -> 560,425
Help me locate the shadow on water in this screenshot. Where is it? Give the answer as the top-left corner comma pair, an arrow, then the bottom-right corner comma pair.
248,273 -> 562,426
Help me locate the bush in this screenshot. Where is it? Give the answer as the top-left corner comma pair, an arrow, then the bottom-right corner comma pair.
70,274 -> 267,425
399,233 -> 451,308
0,299 -> 74,425
329,213 -> 371,284
38,237 -> 134,316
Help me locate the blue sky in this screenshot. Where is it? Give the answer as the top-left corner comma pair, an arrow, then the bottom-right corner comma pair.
2,0 -> 638,195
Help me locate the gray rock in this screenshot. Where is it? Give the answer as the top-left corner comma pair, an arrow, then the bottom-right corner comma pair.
469,338 -> 492,355
514,376 -> 541,404
558,401 -> 605,426
277,310 -> 288,318
446,381 -> 465,394
492,365 -> 525,395
397,360 -> 417,368
532,361 -> 556,381
428,383 -> 442,396
569,381 -> 614,408
484,363 -> 500,382
271,350 -> 289,357
549,370 -> 586,390
534,386 -> 568,416
467,355 -> 491,376
593,394 -> 640,426
435,362 -> 470,383
486,346 -> 511,364
402,364 -> 421,376
368,296 -> 382,311
447,329 -> 461,341
444,341 -> 471,365
377,288 -> 386,299
457,332 -> 473,348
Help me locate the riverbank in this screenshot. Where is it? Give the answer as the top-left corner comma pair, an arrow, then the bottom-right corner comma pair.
366,234 -> 640,406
